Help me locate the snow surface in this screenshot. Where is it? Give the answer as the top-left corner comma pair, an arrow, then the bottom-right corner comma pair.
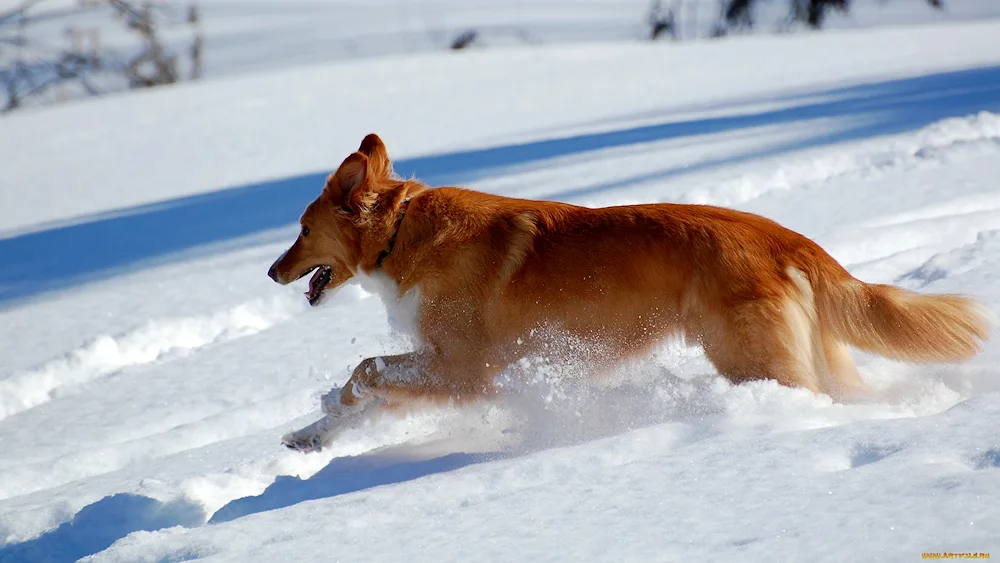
2,17 -> 1000,563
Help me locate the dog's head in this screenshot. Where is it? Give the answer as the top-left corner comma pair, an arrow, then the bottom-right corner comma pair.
267,133 -> 398,305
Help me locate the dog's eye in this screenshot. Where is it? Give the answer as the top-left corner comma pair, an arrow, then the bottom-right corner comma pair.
301,226 -> 310,237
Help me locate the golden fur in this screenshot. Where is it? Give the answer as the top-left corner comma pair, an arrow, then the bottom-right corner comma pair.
269,134 -> 992,448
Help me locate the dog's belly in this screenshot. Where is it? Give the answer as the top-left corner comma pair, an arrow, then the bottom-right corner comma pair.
490,280 -> 688,366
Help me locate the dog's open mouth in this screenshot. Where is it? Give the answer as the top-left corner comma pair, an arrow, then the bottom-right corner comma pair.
305,266 -> 332,306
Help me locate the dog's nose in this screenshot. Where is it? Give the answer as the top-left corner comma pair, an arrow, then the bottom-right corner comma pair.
267,262 -> 280,283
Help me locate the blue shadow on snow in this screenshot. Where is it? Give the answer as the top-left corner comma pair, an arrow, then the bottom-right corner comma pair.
209,449 -> 488,524
0,493 -> 203,563
0,449 -> 490,562
3,65 -> 1000,306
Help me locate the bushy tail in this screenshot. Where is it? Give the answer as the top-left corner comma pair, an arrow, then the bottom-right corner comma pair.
817,279 -> 994,363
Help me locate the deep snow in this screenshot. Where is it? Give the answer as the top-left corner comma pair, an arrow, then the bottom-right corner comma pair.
2,16 -> 1000,563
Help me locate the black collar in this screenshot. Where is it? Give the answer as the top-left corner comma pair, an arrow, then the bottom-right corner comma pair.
375,198 -> 410,268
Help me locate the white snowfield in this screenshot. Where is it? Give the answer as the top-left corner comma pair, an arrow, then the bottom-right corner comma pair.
2,19 -> 1000,563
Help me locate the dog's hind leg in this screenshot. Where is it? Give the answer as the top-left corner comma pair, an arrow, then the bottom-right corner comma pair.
821,332 -> 866,400
699,293 -> 825,395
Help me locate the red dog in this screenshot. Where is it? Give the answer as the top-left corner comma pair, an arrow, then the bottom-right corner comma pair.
268,134 -> 992,452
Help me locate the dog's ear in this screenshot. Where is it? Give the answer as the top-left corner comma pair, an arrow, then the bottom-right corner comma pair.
358,133 -> 391,178
327,152 -> 370,211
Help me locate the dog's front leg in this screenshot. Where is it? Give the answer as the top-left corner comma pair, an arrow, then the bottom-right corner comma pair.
281,353 -> 422,453
280,413 -> 361,453
322,352 -> 423,414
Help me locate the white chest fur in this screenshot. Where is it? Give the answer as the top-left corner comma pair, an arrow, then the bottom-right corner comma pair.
352,269 -> 421,339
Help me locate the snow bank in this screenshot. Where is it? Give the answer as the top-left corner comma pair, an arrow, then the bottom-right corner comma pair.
0,297 -> 298,421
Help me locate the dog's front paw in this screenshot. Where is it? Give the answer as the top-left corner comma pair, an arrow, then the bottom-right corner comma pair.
280,416 -> 336,453
281,432 -> 323,453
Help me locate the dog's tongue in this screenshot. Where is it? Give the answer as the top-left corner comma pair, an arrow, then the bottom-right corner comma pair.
306,266 -> 332,306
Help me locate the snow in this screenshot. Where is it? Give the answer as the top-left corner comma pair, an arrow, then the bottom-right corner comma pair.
3,13 -> 1000,563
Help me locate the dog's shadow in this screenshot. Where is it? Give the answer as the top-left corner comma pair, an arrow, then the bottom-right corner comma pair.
0,447 -> 497,563
208,444 -> 497,525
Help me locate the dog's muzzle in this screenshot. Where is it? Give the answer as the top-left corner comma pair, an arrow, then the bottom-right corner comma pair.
268,251 -> 288,284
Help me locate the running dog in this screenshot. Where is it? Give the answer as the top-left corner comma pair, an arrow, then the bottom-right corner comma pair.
268,134 -> 992,452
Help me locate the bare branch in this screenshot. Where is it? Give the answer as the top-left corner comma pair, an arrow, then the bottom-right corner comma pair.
1,0 -> 202,113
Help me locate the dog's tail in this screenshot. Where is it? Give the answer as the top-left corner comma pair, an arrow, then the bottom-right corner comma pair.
814,271 -> 993,363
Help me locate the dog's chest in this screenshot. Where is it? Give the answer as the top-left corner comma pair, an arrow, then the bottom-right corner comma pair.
353,269 -> 421,338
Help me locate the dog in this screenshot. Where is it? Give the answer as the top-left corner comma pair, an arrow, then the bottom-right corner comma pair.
268,133 -> 993,452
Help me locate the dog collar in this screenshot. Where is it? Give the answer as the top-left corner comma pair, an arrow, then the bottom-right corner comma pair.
376,198 -> 410,268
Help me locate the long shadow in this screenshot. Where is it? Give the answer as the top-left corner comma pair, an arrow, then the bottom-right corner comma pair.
0,450 -> 489,561
3,65 -> 1000,306
0,493 -> 203,563
209,448 -> 490,524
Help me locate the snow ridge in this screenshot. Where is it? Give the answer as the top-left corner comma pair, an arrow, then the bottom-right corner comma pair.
0,297 -> 299,421
682,111 -> 1000,206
